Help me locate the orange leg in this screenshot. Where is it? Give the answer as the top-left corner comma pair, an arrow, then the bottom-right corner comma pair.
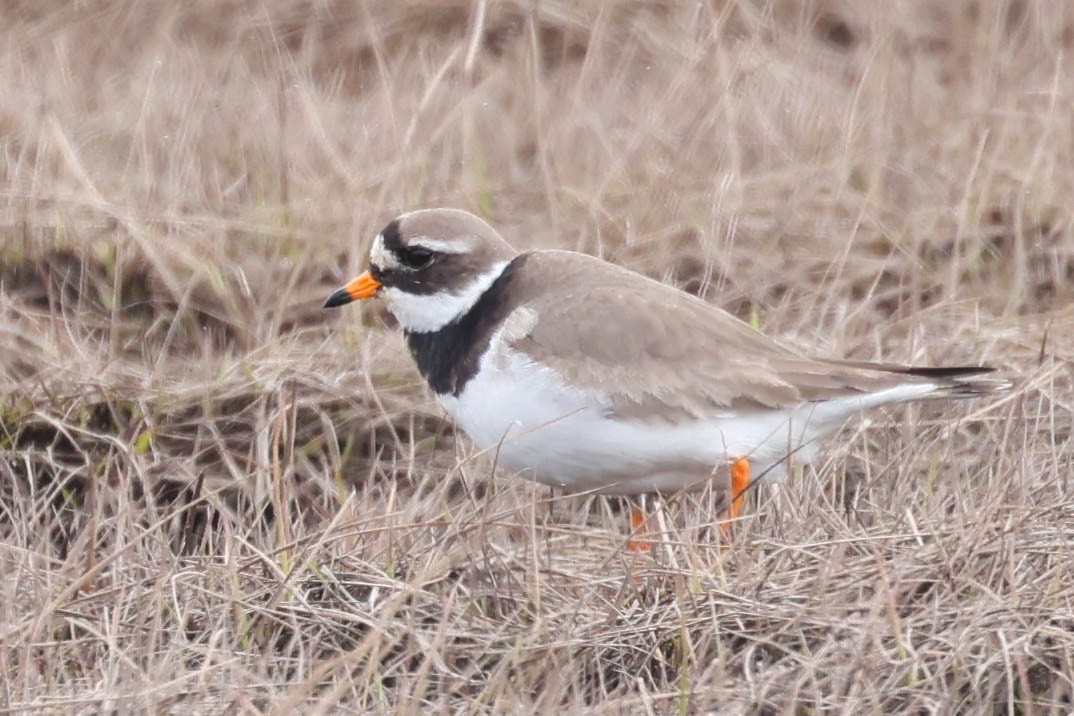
730,457 -> 750,519
628,505 -> 651,552
720,457 -> 751,535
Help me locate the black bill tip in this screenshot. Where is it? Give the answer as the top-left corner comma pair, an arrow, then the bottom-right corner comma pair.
323,288 -> 354,309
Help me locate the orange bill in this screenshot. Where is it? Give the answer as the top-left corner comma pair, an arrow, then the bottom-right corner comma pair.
323,270 -> 382,308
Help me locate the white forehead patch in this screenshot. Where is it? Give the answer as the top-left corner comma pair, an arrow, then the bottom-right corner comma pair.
368,233 -> 400,270
408,236 -> 474,254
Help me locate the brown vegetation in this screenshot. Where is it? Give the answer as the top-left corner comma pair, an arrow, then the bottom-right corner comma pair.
1,1 -> 1072,712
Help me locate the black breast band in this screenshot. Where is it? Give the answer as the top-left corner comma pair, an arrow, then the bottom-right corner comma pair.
405,255 -> 528,396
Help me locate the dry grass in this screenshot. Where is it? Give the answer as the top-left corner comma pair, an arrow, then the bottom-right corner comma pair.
1,0 -> 1073,712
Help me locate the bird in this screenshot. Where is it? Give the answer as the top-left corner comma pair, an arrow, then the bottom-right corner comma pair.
324,208 -> 1009,537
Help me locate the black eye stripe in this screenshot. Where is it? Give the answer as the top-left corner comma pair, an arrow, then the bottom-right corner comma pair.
398,245 -> 434,269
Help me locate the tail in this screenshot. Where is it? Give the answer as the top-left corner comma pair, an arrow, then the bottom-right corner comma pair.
830,361 -> 1013,398
900,365 -> 1012,398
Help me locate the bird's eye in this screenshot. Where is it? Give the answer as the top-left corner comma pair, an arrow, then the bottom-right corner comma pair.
398,245 -> 435,270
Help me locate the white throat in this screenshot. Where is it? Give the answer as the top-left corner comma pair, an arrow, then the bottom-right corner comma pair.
381,261 -> 510,334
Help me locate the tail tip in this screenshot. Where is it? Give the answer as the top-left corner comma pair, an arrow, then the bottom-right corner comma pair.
944,371 -> 1013,397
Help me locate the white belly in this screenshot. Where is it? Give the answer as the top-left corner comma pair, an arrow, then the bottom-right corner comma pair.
434,343 -> 920,495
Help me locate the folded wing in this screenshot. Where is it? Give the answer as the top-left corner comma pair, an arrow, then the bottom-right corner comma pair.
505,251 -> 1002,421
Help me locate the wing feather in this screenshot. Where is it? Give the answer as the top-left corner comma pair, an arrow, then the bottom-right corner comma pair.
504,252 -> 805,417
502,251 -> 976,420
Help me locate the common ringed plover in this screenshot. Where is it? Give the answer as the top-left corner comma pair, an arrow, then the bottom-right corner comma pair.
325,208 -> 1009,522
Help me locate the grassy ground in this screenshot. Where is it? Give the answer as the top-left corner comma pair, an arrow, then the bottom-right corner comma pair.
1,1 -> 1072,712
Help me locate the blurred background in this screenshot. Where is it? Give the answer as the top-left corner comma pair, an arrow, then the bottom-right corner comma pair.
1,1 -> 1071,712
